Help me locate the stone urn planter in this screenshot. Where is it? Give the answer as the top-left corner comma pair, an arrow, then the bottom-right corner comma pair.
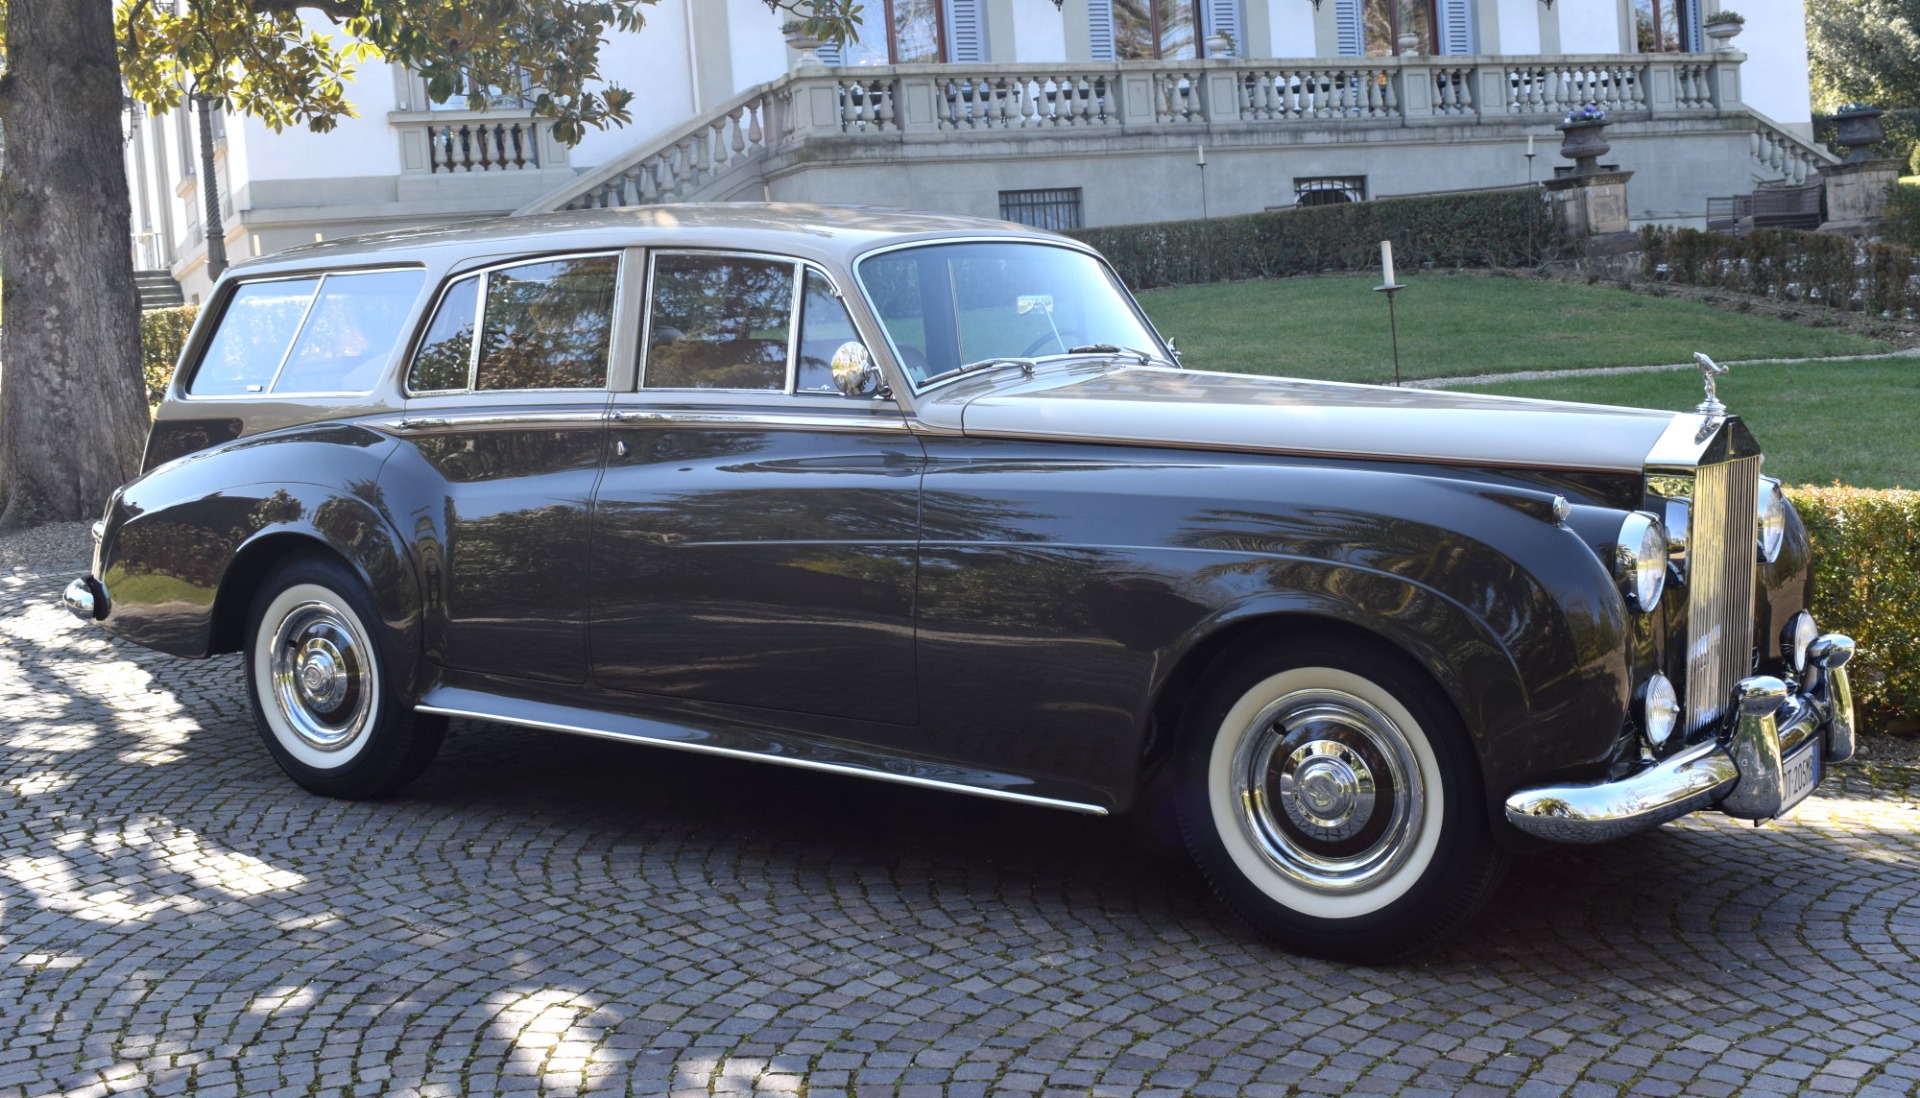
1557,111 -> 1611,176
1704,21 -> 1743,50
1834,106 -> 1887,163
783,23 -> 824,69
1396,32 -> 1421,56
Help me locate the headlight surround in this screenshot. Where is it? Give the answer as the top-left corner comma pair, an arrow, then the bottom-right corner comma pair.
1784,611 -> 1820,676
1757,476 -> 1787,563
1614,511 -> 1668,612
1638,673 -> 1681,750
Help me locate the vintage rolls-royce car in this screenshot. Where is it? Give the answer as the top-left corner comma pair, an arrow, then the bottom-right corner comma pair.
67,205 -> 1854,962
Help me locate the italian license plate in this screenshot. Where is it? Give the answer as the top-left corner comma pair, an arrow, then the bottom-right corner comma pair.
1779,740 -> 1822,815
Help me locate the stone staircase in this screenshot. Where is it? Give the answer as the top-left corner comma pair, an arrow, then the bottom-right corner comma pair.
134,269 -> 186,310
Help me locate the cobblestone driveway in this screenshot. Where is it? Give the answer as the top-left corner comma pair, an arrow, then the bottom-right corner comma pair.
4,561 -> 1920,1098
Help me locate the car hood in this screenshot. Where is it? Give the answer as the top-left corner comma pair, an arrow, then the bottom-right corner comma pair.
921,365 -> 1686,474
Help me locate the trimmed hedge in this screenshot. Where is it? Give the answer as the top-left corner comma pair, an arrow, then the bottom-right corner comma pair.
141,305 -> 197,404
1789,486 -> 1920,728
1882,181 -> 1920,251
1637,225 -> 1920,318
1068,187 -> 1559,290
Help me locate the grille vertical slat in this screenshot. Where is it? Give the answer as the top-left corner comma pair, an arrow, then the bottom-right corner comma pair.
1686,456 -> 1760,736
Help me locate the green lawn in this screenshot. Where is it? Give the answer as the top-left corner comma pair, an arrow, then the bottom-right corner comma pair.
1136,274 -> 1892,385
1444,360 -> 1920,489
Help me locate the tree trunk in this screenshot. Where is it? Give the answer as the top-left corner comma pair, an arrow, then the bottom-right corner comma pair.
0,0 -> 149,529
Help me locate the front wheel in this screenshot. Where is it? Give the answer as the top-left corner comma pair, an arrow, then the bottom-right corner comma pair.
1176,636 -> 1507,962
244,554 -> 444,799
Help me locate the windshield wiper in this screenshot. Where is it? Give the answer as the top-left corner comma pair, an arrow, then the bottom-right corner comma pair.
1065,344 -> 1178,368
951,357 -> 1037,379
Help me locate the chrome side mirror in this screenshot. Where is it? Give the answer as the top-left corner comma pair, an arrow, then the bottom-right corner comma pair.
831,341 -> 884,398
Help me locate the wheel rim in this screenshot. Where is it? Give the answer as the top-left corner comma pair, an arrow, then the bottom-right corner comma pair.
1231,687 -> 1425,895
267,599 -> 375,753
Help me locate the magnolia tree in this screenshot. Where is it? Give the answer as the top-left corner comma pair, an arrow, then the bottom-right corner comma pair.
0,0 -> 860,529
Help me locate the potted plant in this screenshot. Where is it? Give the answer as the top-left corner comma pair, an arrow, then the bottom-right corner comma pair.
1205,29 -> 1236,57
1834,102 -> 1887,162
1704,10 -> 1744,50
1396,32 -> 1422,56
781,17 -> 824,68
1557,104 -> 1610,175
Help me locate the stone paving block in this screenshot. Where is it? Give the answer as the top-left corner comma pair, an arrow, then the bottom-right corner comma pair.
2,568 -> 1919,1097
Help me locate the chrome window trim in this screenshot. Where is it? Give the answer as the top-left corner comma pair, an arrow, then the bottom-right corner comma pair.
183,266 -> 428,401
402,250 -> 624,398
850,236 -> 1170,397
605,408 -> 912,434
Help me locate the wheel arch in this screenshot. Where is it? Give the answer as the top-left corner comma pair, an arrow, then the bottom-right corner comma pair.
1142,596 -> 1529,835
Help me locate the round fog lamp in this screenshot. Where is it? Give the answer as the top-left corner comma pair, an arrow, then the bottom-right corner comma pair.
1640,673 -> 1681,750
1785,611 -> 1820,675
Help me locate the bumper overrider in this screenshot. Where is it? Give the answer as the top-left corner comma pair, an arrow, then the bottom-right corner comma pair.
1505,633 -> 1856,843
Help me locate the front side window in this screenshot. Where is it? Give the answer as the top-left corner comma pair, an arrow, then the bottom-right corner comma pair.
857,242 -> 1164,388
188,269 -> 426,397
643,254 -> 797,391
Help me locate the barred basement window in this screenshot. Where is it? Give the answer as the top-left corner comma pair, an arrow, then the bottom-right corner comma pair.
1294,176 -> 1368,207
999,188 -> 1084,231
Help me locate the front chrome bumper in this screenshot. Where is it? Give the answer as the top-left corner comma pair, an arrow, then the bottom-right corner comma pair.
1505,633 -> 1855,843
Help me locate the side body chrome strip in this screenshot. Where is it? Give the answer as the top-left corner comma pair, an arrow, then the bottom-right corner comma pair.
415,690 -> 1109,816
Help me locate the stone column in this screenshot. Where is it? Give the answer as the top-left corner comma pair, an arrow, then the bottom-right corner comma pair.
1819,158 -> 1904,236
1544,169 -> 1634,240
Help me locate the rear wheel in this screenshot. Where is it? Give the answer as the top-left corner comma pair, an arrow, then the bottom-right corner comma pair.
1176,635 -> 1507,962
244,554 -> 443,799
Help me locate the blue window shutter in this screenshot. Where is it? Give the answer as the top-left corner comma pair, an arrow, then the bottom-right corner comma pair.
946,0 -> 986,61
1088,0 -> 1117,61
816,39 -> 843,64
1334,0 -> 1362,56
1207,0 -> 1243,54
1685,0 -> 1704,51
1437,0 -> 1473,54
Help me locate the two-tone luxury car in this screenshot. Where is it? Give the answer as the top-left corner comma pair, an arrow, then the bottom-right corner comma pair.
66,205 -> 1855,962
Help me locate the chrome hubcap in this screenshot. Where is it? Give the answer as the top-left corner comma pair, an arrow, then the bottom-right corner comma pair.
268,601 -> 373,752
1233,689 -> 1424,894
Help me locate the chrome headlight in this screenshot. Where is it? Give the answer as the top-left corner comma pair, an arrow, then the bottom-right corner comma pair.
1757,476 -> 1787,563
1638,673 -> 1681,749
1615,512 -> 1668,612
1783,611 -> 1820,676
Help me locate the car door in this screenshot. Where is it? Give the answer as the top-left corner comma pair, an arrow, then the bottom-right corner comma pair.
381,251 -> 628,684
590,251 -> 924,726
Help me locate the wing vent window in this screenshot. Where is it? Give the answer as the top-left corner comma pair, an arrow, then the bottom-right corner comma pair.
187,270 -> 426,398
643,254 -> 797,392
405,253 -> 619,394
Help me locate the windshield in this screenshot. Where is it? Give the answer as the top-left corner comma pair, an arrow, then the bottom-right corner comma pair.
855,241 -> 1165,387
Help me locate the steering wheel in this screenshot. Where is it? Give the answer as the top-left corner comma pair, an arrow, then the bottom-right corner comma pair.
1020,329 -> 1086,358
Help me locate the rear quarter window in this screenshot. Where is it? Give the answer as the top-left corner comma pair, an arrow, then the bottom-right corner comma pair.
186,268 -> 426,397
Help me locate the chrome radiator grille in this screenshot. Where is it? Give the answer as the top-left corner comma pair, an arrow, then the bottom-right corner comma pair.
1685,455 -> 1760,736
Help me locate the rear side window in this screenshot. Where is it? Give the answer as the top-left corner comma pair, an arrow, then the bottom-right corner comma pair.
406,254 -> 619,393
187,270 -> 425,397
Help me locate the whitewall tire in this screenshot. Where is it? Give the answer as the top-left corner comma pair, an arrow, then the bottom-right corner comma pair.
244,554 -> 444,799
1177,634 -> 1507,962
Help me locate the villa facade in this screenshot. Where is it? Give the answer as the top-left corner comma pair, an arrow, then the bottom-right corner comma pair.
122,0 -> 1829,301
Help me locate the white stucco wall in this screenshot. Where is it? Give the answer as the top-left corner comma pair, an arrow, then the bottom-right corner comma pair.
568,0 -> 699,169
1498,0 -> 1544,54
1726,0 -> 1811,128
1556,0 -> 1624,54
239,63 -> 404,183
1010,1 -> 1070,61
1269,7 -> 1317,58
729,0 -> 792,89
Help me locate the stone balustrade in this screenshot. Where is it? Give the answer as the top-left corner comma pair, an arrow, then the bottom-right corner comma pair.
521,53 -> 1757,215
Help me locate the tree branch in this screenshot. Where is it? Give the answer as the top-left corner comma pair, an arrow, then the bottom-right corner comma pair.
249,0 -> 364,22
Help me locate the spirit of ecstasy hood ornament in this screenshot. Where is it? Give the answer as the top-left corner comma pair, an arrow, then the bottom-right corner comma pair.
1692,351 -> 1728,416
